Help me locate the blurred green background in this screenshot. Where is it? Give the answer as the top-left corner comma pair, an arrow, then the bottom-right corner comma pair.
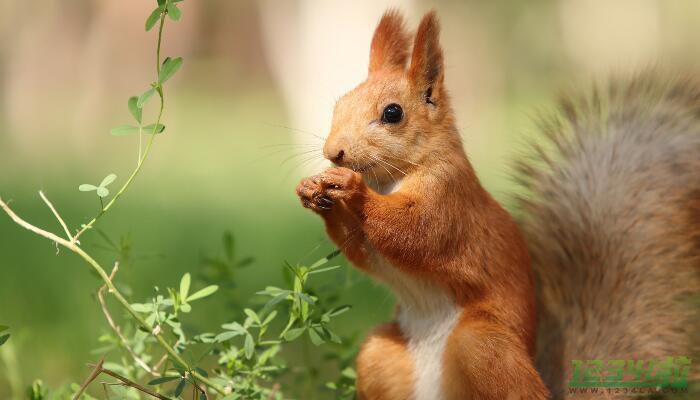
2,0 -> 700,398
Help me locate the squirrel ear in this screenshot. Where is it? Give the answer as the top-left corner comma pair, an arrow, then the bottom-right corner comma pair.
408,11 -> 444,105
369,9 -> 410,74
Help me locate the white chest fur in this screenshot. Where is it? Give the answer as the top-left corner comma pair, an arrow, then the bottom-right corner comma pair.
370,255 -> 461,400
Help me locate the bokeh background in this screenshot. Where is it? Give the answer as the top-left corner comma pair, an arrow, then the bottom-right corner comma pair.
2,0 -> 700,398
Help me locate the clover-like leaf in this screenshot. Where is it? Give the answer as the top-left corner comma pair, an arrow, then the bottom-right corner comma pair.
221,321 -> 247,335
174,379 -> 187,397
282,327 -> 306,341
187,285 -> 218,302
308,327 -> 325,346
214,331 -> 242,342
79,184 -> 98,192
128,96 -> 142,123
143,123 -> 165,134
179,273 -> 191,300
148,376 -> 179,385
244,333 -> 255,359
145,7 -> 164,31
100,174 -> 117,188
159,57 -> 183,84
96,187 -> 109,198
167,4 -> 182,21
137,88 -> 156,108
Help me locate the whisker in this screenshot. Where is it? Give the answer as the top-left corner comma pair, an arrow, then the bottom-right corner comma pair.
374,155 -> 407,176
262,122 -> 326,142
384,154 -> 419,167
260,142 -> 322,150
280,149 -> 322,166
365,153 -> 396,183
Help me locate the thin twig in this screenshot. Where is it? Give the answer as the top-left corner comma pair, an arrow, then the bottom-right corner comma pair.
73,357 -> 105,400
39,190 -> 74,241
98,262 -> 160,376
78,363 -> 172,400
0,197 -> 76,250
97,366 -> 172,400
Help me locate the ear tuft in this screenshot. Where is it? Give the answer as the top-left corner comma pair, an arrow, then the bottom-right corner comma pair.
369,9 -> 411,74
408,11 -> 444,101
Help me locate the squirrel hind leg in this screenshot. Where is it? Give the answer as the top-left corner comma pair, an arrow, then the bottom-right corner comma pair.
442,313 -> 550,400
356,322 -> 415,400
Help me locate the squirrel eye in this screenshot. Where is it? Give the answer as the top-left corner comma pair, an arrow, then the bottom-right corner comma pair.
381,103 -> 403,124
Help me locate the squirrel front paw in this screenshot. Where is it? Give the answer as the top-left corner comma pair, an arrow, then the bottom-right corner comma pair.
296,167 -> 364,212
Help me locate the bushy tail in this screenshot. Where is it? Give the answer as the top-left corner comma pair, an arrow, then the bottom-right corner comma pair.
514,73 -> 700,399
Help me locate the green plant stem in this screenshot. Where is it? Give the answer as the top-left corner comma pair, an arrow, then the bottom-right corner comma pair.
0,197 -> 225,395
73,8 -> 167,243
0,5 -> 226,393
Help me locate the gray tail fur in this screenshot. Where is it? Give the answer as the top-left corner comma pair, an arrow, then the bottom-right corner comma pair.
514,73 -> 700,399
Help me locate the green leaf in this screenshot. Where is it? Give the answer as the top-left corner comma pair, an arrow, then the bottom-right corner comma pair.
79,184 -> 98,192
0,325 -> 7,333
282,327 -> 306,341
145,7 -> 163,31
341,367 -> 357,379
159,57 -> 183,83
96,187 -> 109,198
174,379 -> 187,397
244,333 -> 255,359
131,303 -> 153,313
221,321 -> 246,334
166,4 -> 182,21
308,265 -> 341,274
244,308 -> 260,325
143,123 -> 166,134
137,88 -> 156,108
0,334 -> 9,346
297,292 -> 316,305
327,305 -> 352,318
110,125 -> 139,136
308,327 -> 325,346
262,310 -> 277,326
326,328 -> 342,344
128,96 -> 142,123
148,376 -> 180,385
308,249 -> 341,270
100,174 -> 117,188
179,303 -> 191,313
186,285 -> 218,302
214,331 -> 243,342
179,273 -> 191,300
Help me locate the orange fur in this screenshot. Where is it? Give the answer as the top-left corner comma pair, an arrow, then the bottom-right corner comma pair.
296,10 -> 548,399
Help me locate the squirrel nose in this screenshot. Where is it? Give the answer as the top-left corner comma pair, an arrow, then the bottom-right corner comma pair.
328,149 -> 345,164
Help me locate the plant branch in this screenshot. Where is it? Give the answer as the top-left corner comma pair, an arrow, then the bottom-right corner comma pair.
39,190 -> 74,241
0,196 -> 76,249
75,362 -> 172,400
98,263 -> 160,377
73,357 -> 104,400
72,6 -> 168,244
0,196 -> 224,395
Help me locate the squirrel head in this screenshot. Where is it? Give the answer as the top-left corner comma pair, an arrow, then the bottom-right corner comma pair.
324,10 -> 458,184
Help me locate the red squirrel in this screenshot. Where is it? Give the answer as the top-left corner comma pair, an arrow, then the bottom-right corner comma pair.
296,9 -> 700,400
